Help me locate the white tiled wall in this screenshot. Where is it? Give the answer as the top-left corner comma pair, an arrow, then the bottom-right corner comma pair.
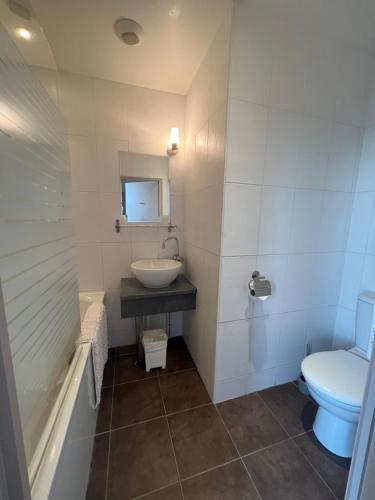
214,2 -> 374,402
183,16 -> 232,398
334,73 -> 375,349
34,67 -> 186,346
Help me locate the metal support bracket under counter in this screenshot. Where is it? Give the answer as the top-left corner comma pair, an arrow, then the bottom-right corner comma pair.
120,275 -> 197,363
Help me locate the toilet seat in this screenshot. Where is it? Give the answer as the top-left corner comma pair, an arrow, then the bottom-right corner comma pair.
302,350 -> 368,408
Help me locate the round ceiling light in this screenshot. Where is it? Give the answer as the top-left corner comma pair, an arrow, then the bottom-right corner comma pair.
114,18 -> 144,46
15,27 -> 32,40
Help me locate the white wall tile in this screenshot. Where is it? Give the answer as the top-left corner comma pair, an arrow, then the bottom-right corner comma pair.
221,183 -> 261,256
308,306 -> 336,353
347,192 -> 374,253
263,109 -> 301,187
73,191 -> 100,243
303,39 -> 338,120
76,243 -> 103,291
229,6 -> 274,105
339,253 -> 365,310
357,127 -> 375,192
333,307 -> 356,349
282,254 -> 315,312
247,368 -> 276,393
69,135 -> 98,192
334,49 -> 372,127
366,204 -> 375,255
214,377 -> 248,403
361,254 -> 375,292
258,186 -> 293,255
278,310 -> 308,366
216,320 -> 251,381
311,253 -> 345,308
275,363 -> 301,385
218,256 -> 256,322
249,315 -> 280,373
101,243 -> 132,289
295,116 -> 331,190
268,29 -> 307,112
325,123 -> 363,192
318,192 -> 352,252
96,139 -> 127,193
127,85 -> 185,146
93,78 -> 127,141
226,99 -> 267,184
58,72 -> 94,136
131,241 -> 159,261
289,190 -> 323,253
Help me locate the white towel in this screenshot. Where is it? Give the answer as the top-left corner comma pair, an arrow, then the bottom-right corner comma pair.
80,302 -> 108,408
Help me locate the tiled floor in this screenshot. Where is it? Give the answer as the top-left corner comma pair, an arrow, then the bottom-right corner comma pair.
86,338 -> 351,500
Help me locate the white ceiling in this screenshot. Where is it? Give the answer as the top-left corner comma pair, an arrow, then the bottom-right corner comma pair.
26,0 -> 231,95
3,0 -> 375,97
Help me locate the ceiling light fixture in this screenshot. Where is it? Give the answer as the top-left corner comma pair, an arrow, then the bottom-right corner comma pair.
169,5 -> 181,17
15,27 -> 32,40
114,18 -> 144,46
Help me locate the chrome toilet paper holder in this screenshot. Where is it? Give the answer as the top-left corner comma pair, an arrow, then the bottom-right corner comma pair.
248,270 -> 272,299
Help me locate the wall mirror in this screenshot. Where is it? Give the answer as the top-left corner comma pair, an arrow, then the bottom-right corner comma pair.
119,151 -> 170,224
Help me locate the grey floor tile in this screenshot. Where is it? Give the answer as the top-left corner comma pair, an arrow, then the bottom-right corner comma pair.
95,386 -> 112,434
112,378 -> 164,428
141,483 -> 183,499
218,393 -> 288,455
258,383 -> 318,436
108,418 -> 178,500
294,431 -> 351,499
182,460 -> 260,500
168,404 -> 238,479
243,439 -> 335,500
115,354 -> 156,384
159,369 -> 211,413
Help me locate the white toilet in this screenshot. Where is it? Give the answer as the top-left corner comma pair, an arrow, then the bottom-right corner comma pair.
301,292 -> 375,458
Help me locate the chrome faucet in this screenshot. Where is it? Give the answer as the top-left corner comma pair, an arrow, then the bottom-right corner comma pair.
162,236 -> 183,261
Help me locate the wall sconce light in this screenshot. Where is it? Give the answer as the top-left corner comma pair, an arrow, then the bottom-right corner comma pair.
167,127 -> 179,156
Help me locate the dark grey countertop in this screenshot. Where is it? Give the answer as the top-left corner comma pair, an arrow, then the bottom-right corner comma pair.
120,275 -> 197,301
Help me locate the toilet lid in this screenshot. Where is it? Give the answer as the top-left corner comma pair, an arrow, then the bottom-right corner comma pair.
301,350 -> 369,407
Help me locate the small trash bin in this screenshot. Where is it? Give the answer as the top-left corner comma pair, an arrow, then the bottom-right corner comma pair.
142,329 -> 168,372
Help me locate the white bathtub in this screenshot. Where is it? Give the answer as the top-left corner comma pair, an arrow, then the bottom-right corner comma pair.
79,291 -> 105,323
30,291 -> 105,500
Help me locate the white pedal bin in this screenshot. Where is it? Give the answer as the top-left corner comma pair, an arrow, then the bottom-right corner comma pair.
142,329 -> 168,372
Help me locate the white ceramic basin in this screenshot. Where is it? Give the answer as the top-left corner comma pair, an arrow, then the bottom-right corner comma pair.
131,259 -> 182,288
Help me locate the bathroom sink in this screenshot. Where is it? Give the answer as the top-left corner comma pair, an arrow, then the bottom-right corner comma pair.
130,259 -> 182,288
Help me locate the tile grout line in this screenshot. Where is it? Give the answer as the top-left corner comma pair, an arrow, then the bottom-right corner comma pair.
213,404 -> 263,500
240,436 -> 292,459
112,366 -> 196,387
289,438 -> 339,500
108,402 -> 214,435
105,358 -> 116,500
255,391 -> 293,438
180,457 -> 241,483
157,375 -> 185,500
130,481 -> 180,500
